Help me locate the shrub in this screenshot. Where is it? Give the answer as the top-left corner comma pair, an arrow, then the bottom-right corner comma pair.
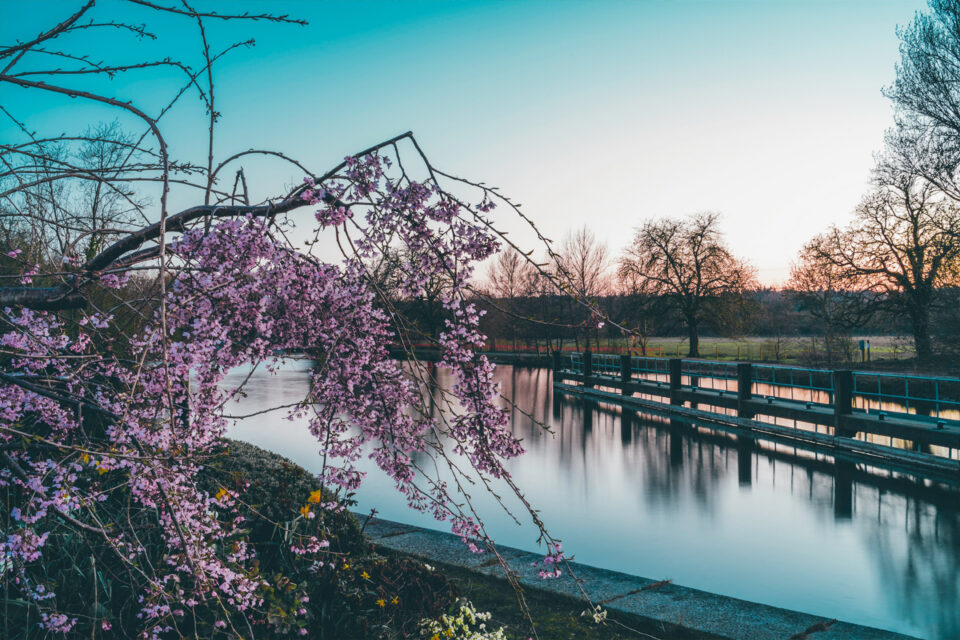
3,438 -> 459,639
197,439 -> 460,639
198,438 -> 365,557
419,598 -> 507,640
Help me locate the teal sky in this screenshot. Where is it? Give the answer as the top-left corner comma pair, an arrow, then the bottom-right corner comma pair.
1,0 -> 927,283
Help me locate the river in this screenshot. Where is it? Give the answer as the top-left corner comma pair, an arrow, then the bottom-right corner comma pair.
224,359 -> 959,640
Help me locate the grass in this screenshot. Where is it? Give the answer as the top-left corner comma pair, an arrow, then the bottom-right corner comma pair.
378,550 -> 723,640
489,335 -> 917,366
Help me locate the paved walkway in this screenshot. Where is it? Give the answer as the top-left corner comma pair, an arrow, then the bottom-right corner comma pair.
362,515 -> 919,640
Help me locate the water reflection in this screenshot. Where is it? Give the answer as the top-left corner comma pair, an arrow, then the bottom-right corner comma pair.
224,361 -> 959,640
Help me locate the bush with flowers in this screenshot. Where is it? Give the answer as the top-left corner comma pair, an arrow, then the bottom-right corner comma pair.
419,598 -> 508,640
199,439 -> 463,639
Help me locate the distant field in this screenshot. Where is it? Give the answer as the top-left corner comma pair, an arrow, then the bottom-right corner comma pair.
487,335 -> 916,364
626,336 -> 912,362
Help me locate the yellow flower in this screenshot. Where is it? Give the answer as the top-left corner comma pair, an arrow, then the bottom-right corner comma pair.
431,635 -> 440,640
361,571 -> 370,580
82,453 -> 90,464
308,489 -> 323,504
299,505 -> 310,517
390,596 -> 398,605
376,598 -> 386,608
342,563 -> 349,570
445,629 -> 454,638
215,487 -> 228,500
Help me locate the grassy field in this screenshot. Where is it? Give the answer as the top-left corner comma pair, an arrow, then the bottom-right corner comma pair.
489,336 -> 916,365
626,336 -> 913,363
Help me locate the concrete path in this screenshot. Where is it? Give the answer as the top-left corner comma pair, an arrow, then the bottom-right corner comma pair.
361,515 -> 920,640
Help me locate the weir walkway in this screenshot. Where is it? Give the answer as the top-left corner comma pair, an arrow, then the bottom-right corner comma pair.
552,352 -> 960,483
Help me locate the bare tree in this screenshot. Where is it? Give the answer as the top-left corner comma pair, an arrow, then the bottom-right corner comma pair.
484,249 -> 537,350
788,241 -> 874,365
619,212 -> 756,357
357,245 -> 457,342
553,226 -> 611,350
884,0 -> 960,199
807,166 -> 960,366
554,226 -> 611,298
614,270 -> 665,357
487,248 -> 536,300
74,122 -> 146,260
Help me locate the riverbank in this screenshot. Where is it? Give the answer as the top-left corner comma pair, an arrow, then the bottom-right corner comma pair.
361,515 -> 918,640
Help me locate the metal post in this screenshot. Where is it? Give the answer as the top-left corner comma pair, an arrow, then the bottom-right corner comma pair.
737,362 -> 753,418
583,350 -> 593,389
620,354 -> 631,396
669,358 -> 682,406
833,370 -> 855,438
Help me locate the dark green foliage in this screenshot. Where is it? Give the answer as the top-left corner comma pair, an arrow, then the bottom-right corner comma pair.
315,555 -> 460,639
2,439 -> 459,639
198,438 -> 365,556
197,439 -> 460,639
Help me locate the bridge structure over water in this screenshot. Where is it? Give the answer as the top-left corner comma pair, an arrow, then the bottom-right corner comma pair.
552,352 -> 960,482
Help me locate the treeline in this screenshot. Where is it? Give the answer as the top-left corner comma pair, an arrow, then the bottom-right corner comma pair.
470,278 -> 960,367
463,198 -> 960,368
377,184 -> 960,369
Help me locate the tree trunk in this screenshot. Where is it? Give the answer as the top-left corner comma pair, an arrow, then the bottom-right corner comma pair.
687,320 -> 699,358
911,304 -> 933,368
823,328 -> 833,366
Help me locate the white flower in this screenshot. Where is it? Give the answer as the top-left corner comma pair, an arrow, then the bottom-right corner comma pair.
581,604 -> 608,624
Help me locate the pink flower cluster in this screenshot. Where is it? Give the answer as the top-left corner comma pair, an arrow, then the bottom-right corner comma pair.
531,542 -> 566,579
0,151 -> 557,634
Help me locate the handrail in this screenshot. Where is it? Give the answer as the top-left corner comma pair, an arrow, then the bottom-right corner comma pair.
552,351 -> 960,463
557,351 -> 960,424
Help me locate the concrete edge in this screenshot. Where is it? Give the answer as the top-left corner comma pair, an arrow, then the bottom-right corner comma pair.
357,514 -> 920,640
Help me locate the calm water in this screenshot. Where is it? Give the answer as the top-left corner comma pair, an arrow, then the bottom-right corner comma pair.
224,360 -> 960,640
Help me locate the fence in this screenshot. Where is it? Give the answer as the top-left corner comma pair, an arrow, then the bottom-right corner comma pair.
552,351 -> 960,465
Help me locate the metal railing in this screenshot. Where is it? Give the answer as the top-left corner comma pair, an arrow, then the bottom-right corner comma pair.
553,352 -> 960,462
592,353 -> 621,378
631,357 -> 670,376
852,371 -> 960,420
681,359 -> 738,392
753,364 -> 834,406
561,352 -> 582,375
557,352 -> 960,424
